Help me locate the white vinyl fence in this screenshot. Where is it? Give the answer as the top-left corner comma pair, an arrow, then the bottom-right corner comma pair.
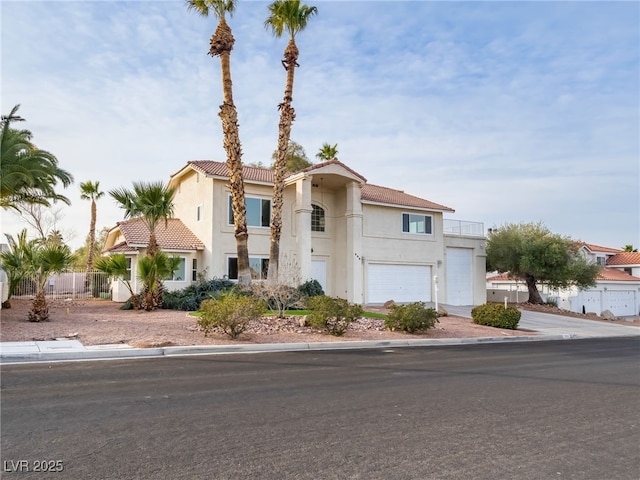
12,270 -> 111,300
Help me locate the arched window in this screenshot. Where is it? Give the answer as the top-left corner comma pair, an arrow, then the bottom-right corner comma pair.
311,204 -> 325,232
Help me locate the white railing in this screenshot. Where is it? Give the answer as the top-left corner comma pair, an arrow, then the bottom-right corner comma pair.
11,270 -> 112,300
443,219 -> 485,237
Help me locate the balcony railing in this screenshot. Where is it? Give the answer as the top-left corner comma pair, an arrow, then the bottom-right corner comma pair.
443,219 -> 485,237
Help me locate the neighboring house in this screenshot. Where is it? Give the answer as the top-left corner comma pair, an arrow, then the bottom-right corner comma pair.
103,159 -> 487,305
103,218 -> 204,302
486,243 -> 640,316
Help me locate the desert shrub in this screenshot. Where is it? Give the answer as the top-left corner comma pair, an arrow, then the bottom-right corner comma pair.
384,302 -> 439,333
544,297 -> 559,307
198,293 -> 267,339
251,283 -> 303,318
298,279 -> 324,298
161,278 -> 234,311
471,303 -> 521,329
307,295 -> 363,336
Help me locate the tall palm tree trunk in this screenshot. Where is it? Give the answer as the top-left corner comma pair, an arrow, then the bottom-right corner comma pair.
268,38 -> 299,283
29,288 -> 49,322
87,199 -> 97,271
210,19 -> 251,285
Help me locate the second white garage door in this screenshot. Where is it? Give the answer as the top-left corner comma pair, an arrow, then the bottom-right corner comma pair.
366,264 -> 431,304
446,247 -> 473,306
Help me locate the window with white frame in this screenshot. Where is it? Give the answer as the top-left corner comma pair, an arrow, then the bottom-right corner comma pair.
124,257 -> 132,281
192,258 -> 198,281
311,204 -> 325,232
228,195 -> 271,227
166,257 -> 186,281
196,204 -> 202,222
402,213 -> 433,235
228,256 -> 269,280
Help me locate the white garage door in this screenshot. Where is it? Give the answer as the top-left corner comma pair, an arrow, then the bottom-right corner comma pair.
580,291 -> 602,314
367,264 -> 431,304
604,290 -> 636,317
446,248 -> 473,306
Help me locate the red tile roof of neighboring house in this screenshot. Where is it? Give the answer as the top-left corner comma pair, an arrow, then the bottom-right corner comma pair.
606,252 -> 640,266
488,269 -> 640,283
178,160 -> 452,211
361,184 -> 454,212
580,243 -> 623,254
104,241 -> 137,254
110,218 -> 204,251
597,268 -> 640,282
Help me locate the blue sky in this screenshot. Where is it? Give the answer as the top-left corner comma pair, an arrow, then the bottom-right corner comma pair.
2,1 -> 639,251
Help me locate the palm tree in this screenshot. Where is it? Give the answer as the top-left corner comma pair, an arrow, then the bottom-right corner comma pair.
80,181 -> 105,271
186,0 -> 251,285
0,229 -> 31,309
264,0 -> 317,283
22,241 -> 76,322
95,254 -> 140,310
623,244 -> 638,252
316,142 -> 338,161
109,181 -> 176,258
1,105 -> 73,211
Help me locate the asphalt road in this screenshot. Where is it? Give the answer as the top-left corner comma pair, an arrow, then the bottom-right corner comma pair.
1,338 -> 639,480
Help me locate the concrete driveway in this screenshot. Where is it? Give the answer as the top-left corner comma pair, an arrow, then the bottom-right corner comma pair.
444,305 -> 640,338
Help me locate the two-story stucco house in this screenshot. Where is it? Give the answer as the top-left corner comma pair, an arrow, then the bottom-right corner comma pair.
103,159 -> 487,306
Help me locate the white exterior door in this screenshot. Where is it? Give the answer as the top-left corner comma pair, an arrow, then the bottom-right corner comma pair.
310,259 -> 327,294
366,264 -> 431,304
580,290 -> 602,314
446,247 -> 473,306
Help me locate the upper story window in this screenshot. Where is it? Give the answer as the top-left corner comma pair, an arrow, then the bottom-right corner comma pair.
596,256 -> 606,266
228,195 -> 271,227
196,204 -> 202,222
402,213 -> 432,235
311,204 -> 325,232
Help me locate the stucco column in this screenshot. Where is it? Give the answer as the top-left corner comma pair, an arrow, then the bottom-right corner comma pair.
295,176 -> 312,283
345,181 -> 363,304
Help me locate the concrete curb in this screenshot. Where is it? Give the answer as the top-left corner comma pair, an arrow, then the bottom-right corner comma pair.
0,334 -> 576,364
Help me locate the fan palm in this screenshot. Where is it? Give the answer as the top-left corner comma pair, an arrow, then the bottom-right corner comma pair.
0,229 -> 31,309
186,0 -> 251,285
95,254 -> 139,310
316,142 -> 338,161
109,181 -> 176,258
80,181 -> 105,271
1,105 -> 73,210
265,0 -> 317,283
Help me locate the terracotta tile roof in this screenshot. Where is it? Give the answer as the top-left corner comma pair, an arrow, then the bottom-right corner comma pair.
300,159 -> 368,183
104,241 -> 136,254
361,184 -> 454,212
488,269 -> 640,283
597,268 -> 640,282
187,160 -> 276,183
606,252 -> 640,266
113,217 -> 204,251
178,160 -> 451,211
580,243 -> 623,254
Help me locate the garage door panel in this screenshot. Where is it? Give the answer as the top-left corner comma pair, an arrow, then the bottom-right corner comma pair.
367,264 -> 431,304
446,248 -> 473,306
604,290 -> 636,316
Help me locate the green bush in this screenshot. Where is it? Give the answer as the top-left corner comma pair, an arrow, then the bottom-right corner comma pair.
198,293 -> 267,339
471,303 -> 521,329
384,302 -> 439,333
161,278 -> 234,311
298,279 -> 324,298
307,295 -> 363,336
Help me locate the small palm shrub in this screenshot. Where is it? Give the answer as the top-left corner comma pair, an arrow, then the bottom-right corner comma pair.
384,302 -> 439,333
471,303 -> 521,329
198,293 -> 267,339
307,296 -> 363,336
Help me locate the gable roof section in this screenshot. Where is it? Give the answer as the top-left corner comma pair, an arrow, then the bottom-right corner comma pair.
361,184 -> 454,212
173,159 -> 452,211
108,218 -> 204,252
607,252 -> 640,266
580,243 -> 623,254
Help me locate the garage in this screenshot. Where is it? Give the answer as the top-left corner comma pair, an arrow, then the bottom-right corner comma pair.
604,290 -> 637,317
366,264 -> 431,304
446,247 -> 473,305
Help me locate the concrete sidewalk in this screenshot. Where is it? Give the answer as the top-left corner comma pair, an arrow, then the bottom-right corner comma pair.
0,334 -> 574,364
